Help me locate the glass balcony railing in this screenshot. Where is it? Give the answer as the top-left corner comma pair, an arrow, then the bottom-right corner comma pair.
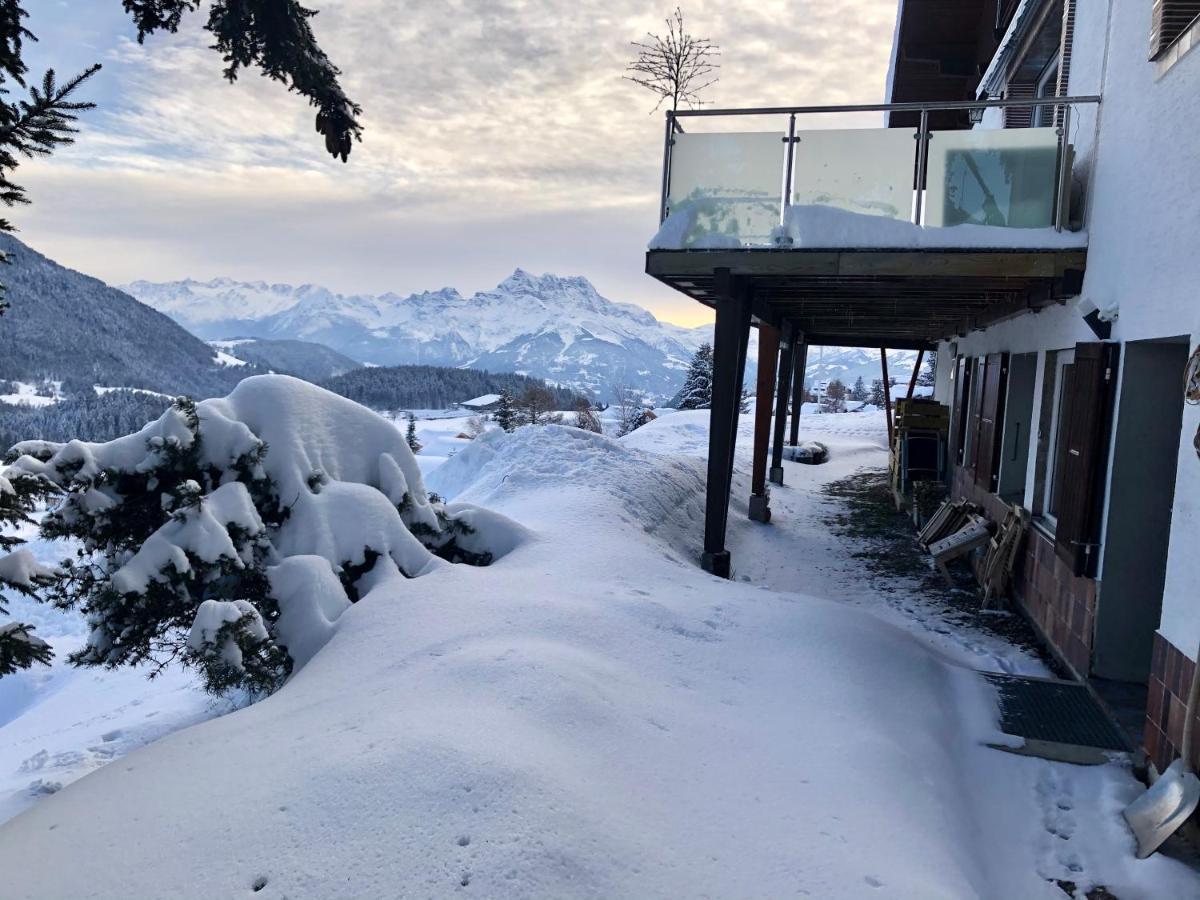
651,97 -> 1100,251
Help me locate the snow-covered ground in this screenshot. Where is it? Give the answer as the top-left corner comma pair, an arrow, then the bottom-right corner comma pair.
0,521 -> 221,826
0,381 -> 62,408
0,406 -> 1196,898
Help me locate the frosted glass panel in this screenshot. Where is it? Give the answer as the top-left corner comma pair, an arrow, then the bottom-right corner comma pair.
791,128 -> 916,220
925,127 -> 1061,228
667,131 -> 785,244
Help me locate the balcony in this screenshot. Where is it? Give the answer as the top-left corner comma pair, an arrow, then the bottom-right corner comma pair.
646,96 -> 1099,348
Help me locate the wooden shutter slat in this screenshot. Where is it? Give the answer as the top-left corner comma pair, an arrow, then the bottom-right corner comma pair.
1053,343 -> 1120,576
1055,0 -> 1076,126
974,353 -> 1009,492
1004,83 -> 1036,129
1151,0 -> 1200,59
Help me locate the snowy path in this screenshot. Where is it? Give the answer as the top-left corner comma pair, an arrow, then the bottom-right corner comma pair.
0,410 -> 1196,898
629,409 -> 1200,898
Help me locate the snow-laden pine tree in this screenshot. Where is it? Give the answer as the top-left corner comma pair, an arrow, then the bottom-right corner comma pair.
2,376 -> 512,695
405,412 -> 422,453
0,468 -> 55,674
869,379 -> 886,407
916,355 -> 937,387
677,343 -> 714,409
495,390 -> 518,432
851,376 -> 868,402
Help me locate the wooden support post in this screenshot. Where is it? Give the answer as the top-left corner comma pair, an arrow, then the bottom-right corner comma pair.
789,340 -> 808,447
750,322 -> 780,522
770,322 -> 796,486
702,270 -> 751,578
881,348 -> 894,449
906,348 -> 925,401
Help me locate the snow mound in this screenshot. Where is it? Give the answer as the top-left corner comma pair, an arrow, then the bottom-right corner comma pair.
432,423 -> 704,516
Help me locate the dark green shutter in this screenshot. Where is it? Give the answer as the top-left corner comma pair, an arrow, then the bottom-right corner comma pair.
1053,343 -> 1120,576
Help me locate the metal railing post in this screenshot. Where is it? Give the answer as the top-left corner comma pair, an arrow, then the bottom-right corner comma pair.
1054,102 -> 1073,232
913,108 -> 929,226
659,111 -> 675,224
780,113 -> 797,226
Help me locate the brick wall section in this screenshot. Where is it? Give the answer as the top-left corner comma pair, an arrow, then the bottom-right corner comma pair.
1146,633 -> 1200,776
951,465 -> 1097,676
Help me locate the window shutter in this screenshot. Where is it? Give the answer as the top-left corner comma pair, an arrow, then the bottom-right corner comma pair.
951,356 -> 971,465
1151,1 -> 1200,59
966,357 -> 987,474
973,353 -> 1010,492
1004,82 -> 1036,129
1053,343 -> 1120,577
1055,0 -> 1076,126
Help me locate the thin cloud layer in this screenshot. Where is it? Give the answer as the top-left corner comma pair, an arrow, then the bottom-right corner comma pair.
17,1 -> 898,325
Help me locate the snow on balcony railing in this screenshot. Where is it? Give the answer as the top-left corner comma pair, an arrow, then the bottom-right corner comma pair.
649,97 -> 1100,252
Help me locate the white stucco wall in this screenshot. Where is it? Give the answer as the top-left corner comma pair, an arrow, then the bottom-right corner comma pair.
944,0 -> 1200,658
1078,1 -> 1200,657
1074,0 -> 1200,345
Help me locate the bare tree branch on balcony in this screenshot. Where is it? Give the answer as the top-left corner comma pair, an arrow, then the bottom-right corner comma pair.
625,7 -> 719,113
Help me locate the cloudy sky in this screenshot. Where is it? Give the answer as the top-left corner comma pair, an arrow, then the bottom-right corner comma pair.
18,1 -> 898,326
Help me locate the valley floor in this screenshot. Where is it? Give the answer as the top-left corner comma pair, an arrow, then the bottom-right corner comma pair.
0,409 -> 1197,898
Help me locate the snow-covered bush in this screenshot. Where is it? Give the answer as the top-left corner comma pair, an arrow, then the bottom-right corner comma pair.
2,376 -> 508,695
0,469 -> 57,674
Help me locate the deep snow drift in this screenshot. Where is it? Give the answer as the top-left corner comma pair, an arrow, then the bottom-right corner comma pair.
0,410 -> 1195,898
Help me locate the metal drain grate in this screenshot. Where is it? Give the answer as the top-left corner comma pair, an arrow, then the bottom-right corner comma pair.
984,673 -> 1131,753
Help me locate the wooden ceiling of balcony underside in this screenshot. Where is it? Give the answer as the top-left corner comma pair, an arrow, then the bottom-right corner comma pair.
888,0 -> 1002,130
645,247 -> 1086,348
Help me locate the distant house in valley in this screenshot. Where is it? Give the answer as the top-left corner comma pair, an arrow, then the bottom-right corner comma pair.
457,393 -> 503,413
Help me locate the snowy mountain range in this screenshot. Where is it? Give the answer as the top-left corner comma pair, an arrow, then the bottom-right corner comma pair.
804,346 -> 921,393
124,272 -> 922,403
123,271 -> 707,402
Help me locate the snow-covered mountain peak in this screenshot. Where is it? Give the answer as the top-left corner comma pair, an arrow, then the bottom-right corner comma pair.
124,270 -> 702,401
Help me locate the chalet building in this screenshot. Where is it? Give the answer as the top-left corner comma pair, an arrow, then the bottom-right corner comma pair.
645,0 -> 1200,782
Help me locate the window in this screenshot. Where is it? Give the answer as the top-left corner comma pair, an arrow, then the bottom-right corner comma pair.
1001,0 -> 1070,129
1150,1 -> 1200,60
1034,57 -> 1060,127
1042,349 -> 1075,525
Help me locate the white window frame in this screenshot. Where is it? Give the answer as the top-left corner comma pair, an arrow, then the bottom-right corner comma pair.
1040,348 -> 1075,527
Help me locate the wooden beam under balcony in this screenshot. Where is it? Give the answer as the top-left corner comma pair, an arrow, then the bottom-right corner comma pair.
646,246 -> 1086,346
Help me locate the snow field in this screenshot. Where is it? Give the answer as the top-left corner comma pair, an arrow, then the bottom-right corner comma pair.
0,404 -> 1196,898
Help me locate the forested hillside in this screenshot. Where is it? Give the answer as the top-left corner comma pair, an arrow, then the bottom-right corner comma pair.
0,390 -> 173,452
323,365 -> 580,411
212,338 -> 361,381
0,236 -> 253,398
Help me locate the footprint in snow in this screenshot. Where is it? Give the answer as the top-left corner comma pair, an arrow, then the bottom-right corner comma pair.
27,779 -> 62,796
17,750 -> 49,773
